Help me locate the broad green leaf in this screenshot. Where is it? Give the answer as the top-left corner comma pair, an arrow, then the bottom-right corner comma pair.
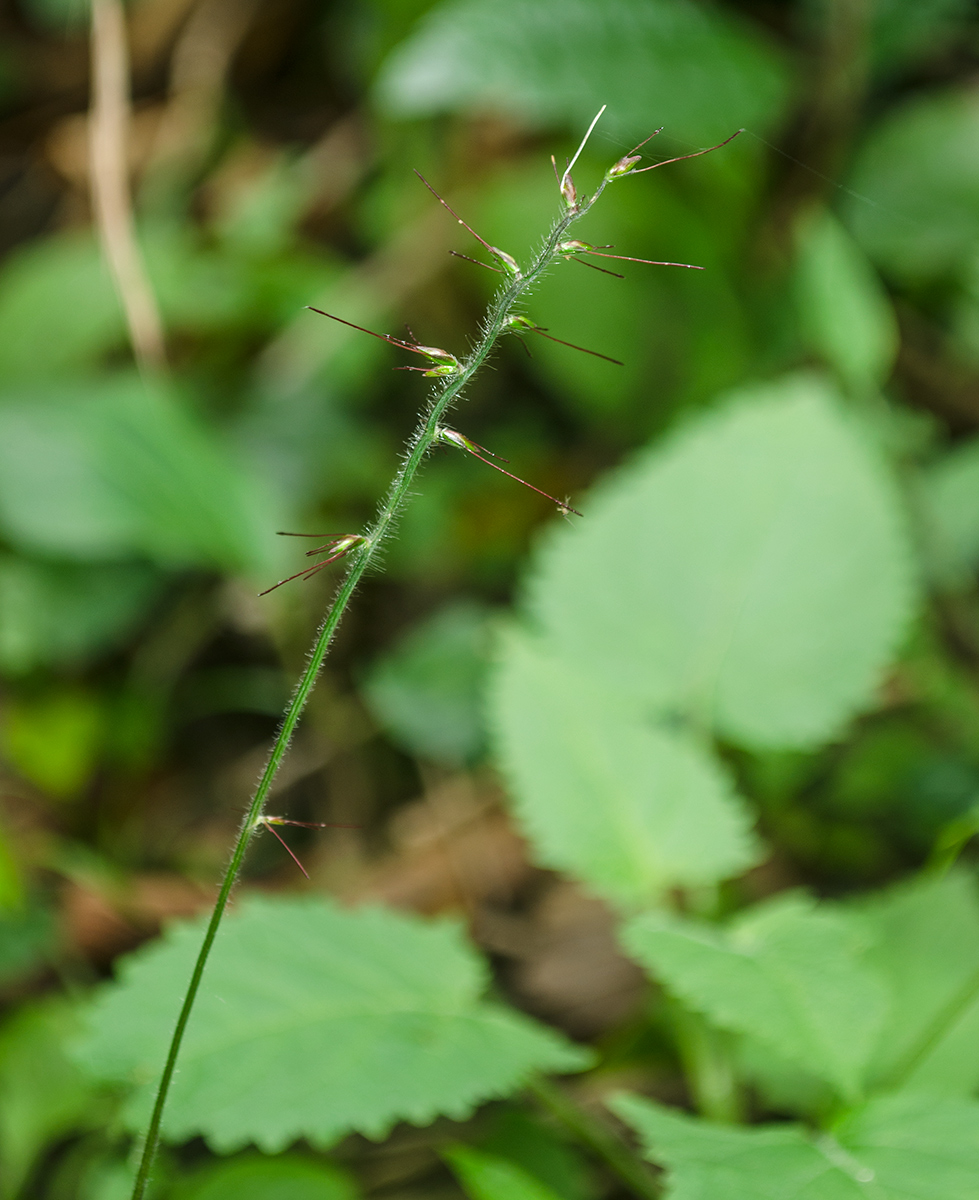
859,871 -> 979,1095
846,86 -> 979,282
0,1001 -> 102,1199
794,211 -> 898,393
610,1089 -> 979,1200
174,1154 -> 359,1200
919,437 -> 979,587
361,600 -> 494,765
376,0 -> 790,143
524,375 -> 915,749
0,376 -> 276,571
444,1144 -> 565,1200
0,556 -> 161,674
75,896 -> 590,1153
491,629 -> 759,904
623,894 -> 887,1100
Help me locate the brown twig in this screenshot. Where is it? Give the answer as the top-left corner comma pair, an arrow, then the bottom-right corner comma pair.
89,0 -> 167,375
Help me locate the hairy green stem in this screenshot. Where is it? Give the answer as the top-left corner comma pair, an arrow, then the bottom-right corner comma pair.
528,1076 -> 662,1200
130,163 -> 611,1199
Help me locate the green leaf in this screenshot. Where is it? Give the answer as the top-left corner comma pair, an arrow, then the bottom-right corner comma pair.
490,628 -> 759,904
0,556 -> 160,675
919,437 -> 979,587
0,235 -> 124,381
174,1154 -> 360,1200
793,211 -> 898,393
1,688 -> 105,798
469,164 -> 755,430
444,1144 -> 565,1200
0,376 -> 277,571
0,903 -> 54,986
523,374 -> 915,749
376,0 -> 790,143
846,86 -> 979,282
858,871 -> 979,1096
75,896 -> 590,1153
361,600 -> 494,765
623,894 -> 888,1101
866,0 -> 973,76
610,1089 -> 979,1200
0,1001 -> 102,1199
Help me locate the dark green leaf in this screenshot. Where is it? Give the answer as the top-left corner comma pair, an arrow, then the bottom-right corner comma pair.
174,1154 -> 359,1200
444,1144 -> 565,1200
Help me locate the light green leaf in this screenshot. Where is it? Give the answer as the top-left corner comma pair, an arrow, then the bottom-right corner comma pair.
444,1144 -> 565,1200
623,894 -> 888,1100
524,374 -> 915,749
491,629 -> 759,904
610,1089 -> 979,1200
794,211 -> 898,392
859,871 -> 979,1096
0,1001 -> 102,1199
376,0 -> 790,143
0,556 -> 160,675
846,86 -> 979,282
174,1154 -> 359,1200
75,896 -> 590,1153
0,376 -> 277,571
361,600 -> 494,765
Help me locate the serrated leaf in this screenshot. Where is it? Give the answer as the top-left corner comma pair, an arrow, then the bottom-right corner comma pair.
376,0 -> 790,143
846,86 -> 979,282
75,896 -> 589,1153
524,374 -> 915,749
623,894 -> 888,1100
444,1144 -> 565,1200
794,211 -> 898,393
610,1090 -> 979,1200
174,1154 -> 359,1200
859,871 -> 979,1095
490,629 -> 759,904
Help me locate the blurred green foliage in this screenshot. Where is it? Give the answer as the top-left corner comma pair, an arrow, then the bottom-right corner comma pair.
5,0 -> 979,1195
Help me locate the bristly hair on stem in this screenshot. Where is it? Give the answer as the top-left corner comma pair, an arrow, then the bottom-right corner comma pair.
129,105 -> 740,1200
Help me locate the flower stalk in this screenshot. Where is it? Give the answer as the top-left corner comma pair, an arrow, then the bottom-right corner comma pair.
129,107 -> 732,1199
